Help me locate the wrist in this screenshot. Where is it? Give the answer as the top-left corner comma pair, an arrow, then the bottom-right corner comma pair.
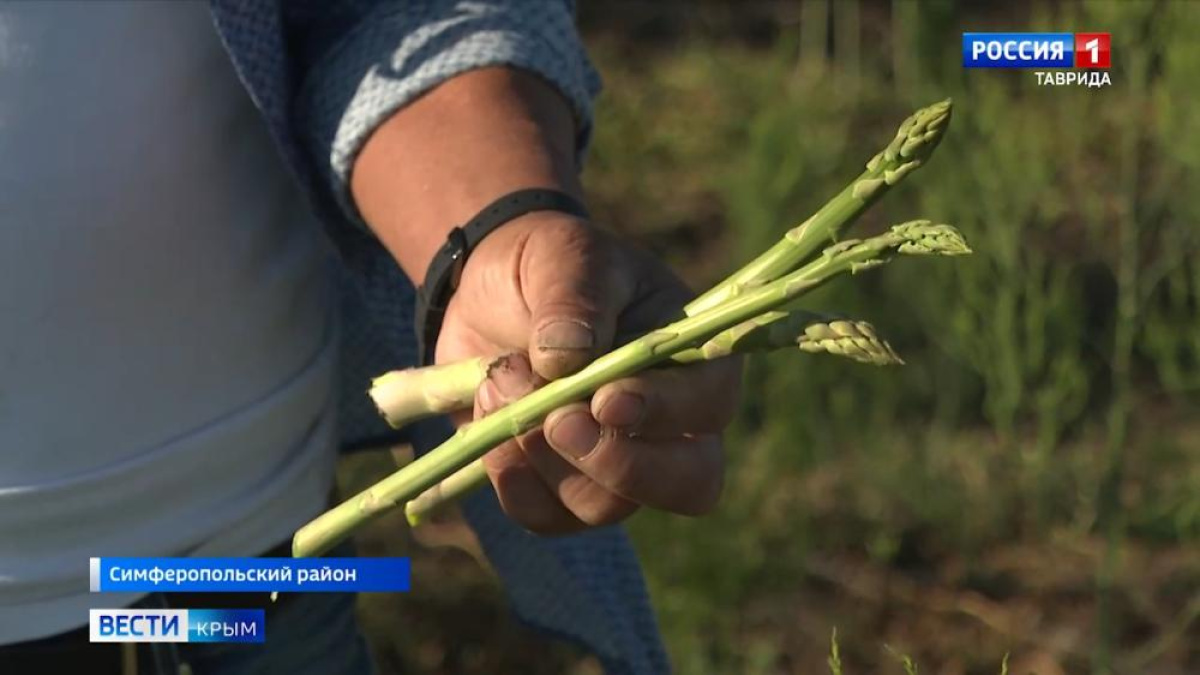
414,191 -> 590,365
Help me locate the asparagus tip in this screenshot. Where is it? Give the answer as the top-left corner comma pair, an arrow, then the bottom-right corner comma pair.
891,220 -> 972,256
796,319 -> 904,366
886,99 -> 954,166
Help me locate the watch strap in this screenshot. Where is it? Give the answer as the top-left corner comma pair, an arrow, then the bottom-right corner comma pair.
415,188 -> 590,366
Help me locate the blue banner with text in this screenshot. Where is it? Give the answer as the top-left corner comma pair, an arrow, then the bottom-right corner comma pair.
89,609 -> 266,643
962,32 -> 1075,68
90,557 -> 411,593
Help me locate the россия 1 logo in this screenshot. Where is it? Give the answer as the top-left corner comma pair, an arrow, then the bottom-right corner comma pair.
962,32 -> 1112,88
1073,33 -> 1111,68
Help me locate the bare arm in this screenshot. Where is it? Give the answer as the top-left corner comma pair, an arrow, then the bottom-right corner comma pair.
351,67 -> 583,281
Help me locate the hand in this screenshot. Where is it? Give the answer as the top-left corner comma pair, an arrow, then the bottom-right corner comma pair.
345,66 -> 739,533
435,212 -> 742,534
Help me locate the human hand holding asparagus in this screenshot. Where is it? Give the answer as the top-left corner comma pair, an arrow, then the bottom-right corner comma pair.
293,99 -> 964,557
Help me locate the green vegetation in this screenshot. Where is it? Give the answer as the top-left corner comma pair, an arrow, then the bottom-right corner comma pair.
348,2 -> 1199,673
586,1 -> 1200,673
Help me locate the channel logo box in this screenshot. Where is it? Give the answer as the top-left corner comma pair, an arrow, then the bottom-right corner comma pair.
89,609 -> 265,643
963,32 -> 1111,68
1074,32 -> 1111,68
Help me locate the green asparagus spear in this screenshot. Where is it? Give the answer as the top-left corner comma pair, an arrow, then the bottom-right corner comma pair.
370,310 -> 901,434
685,99 -> 952,315
293,221 -> 970,556
402,311 -> 902,525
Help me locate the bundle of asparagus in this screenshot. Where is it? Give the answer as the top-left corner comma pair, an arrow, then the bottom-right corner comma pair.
292,99 -> 966,558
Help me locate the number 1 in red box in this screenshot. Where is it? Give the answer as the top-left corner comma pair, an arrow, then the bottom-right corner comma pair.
1075,33 -> 1111,68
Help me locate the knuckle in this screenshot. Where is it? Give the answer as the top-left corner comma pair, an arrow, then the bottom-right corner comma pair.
567,493 -> 638,528
637,359 -> 743,433
519,512 -> 588,536
672,441 -> 726,516
589,431 -> 641,493
496,480 -> 586,535
487,453 -> 584,535
593,381 -> 655,430
552,473 -> 636,528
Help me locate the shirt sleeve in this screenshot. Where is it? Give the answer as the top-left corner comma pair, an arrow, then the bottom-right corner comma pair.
289,0 -> 602,228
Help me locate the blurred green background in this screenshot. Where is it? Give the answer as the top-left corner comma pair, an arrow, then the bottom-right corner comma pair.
343,1 -> 1200,673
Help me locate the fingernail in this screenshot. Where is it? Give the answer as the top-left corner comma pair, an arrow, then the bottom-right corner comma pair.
477,379 -> 502,414
595,392 -> 646,429
547,411 -> 601,460
537,319 -> 594,352
488,353 -> 537,400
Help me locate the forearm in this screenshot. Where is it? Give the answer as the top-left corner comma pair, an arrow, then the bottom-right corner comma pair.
350,66 -> 584,282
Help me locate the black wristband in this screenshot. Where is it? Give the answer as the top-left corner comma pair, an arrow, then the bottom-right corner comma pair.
415,188 -> 590,366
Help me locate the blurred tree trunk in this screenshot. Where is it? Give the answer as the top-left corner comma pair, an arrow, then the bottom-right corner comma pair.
800,0 -> 830,76
892,0 -> 961,100
891,0 -> 915,95
834,0 -> 861,94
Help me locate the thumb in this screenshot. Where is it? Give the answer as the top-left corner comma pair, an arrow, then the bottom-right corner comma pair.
520,219 -> 632,381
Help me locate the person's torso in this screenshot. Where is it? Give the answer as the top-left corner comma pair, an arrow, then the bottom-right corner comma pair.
0,1 -> 339,642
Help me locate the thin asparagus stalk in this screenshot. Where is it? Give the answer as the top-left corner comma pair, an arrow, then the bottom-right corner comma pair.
403,312 -> 903,525
404,455 -> 488,526
682,312 -> 904,365
293,221 -> 970,556
369,310 -> 901,432
684,98 -> 953,316
369,357 -> 488,429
